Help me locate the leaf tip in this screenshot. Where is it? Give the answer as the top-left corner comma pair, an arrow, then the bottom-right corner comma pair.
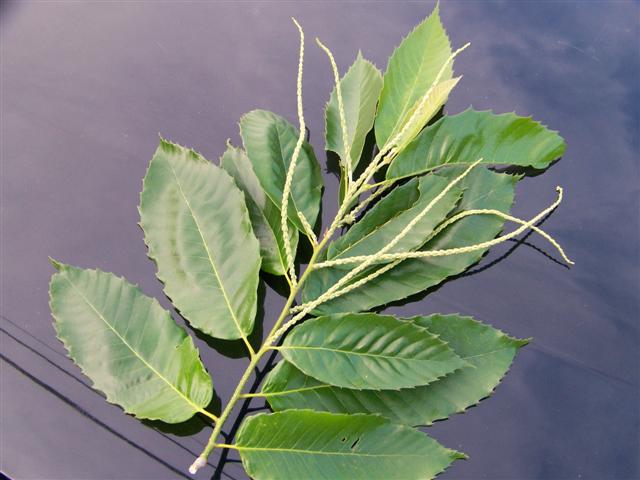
454,450 -> 470,461
48,257 -> 65,271
516,337 -> 533,348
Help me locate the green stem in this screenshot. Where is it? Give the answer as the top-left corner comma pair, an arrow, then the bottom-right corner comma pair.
194,236 -> 328,468
191,143 -> 394,474
198,409 -> 219,422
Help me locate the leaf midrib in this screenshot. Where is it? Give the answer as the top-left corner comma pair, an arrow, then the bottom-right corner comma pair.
236,445 -> 426,458
62,274 -> 202,414
263,383 -> 333,397
266,345 -> 514,397
280,344 -> 444,362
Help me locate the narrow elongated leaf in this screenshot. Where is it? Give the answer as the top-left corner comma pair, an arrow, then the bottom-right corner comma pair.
240,109 -> 323,233
280,313 -> 465,390
263,315 -> 527,426
375,4 -> 453,148
387,109 -> 567,180
325,52 -> 383,170
311,167 -> 518,314
236,410 -> 465,480
220,145 -> 298,276
49,262 -> 213,423
303,174 -> 462,307
139,139 -> 260,340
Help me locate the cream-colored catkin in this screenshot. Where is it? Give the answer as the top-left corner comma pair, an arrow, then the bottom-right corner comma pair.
298,212 -> 317,246
318,202 -> 574,269
317,38 -> 352,187
428,208 -> 574,264
317,186 -> 566,266
289,186 -> 570,319
288,258 -> 401,316
342,182 -> 393,226
281,18 -> 306,286
270,159 -> 481,341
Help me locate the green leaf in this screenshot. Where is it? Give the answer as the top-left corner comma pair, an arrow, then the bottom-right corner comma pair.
263,315 -> 527,426
375,4 -> 453,148
327,174 -> 462,261
280,313 -> 465,390
310,167 -> 518,314
235,410 -> 465,480
302,173 -> 463,311
387,109 -> 567,180
220,144 -> 298,276
139,138 -> 260,340
49,263 -> 213,424
240,109 -> 323,233
329,179 -> 420,259
325,52 -> 383,171
391,76 -> 461,152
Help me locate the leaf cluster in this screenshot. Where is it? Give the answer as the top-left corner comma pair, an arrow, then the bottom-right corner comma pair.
48,5 -> 571,479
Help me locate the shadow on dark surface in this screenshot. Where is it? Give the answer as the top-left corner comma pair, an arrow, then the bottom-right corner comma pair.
143,414 -> 211,438
325,129 -> 377,186
496,157 -> 562,178
261,271 -> 291,299
189,282 -> 266,360
210,348 -> 281,480
382,208 -> 567,311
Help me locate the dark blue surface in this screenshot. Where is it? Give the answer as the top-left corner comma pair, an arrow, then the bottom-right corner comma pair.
1,1 -> 638,479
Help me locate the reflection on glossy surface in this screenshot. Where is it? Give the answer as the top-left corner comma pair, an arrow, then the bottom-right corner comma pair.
1,1 -> 638,479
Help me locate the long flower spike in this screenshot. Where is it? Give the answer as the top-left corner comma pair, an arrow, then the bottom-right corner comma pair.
270,159 -> 482,341
287,186 -> 572,317
317,37 -> 353,191
316,198 -> 574,270
280,17 -> 306,286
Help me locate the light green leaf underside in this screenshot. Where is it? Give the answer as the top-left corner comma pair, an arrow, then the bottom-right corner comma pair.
49,263 -> 213,424
309,167 -> 518,314
375,4 -> 453,148
325,52 -> 383,171
240,109 -> 323,233
280,313 -> 465,390
139,138 -> 260,340
302,173 -> 463,311
387,109 -> 567,180
391,76 -> 461,152
263,314 -> 527,426
220,145 -> 298,276
236,410 -> 465,480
